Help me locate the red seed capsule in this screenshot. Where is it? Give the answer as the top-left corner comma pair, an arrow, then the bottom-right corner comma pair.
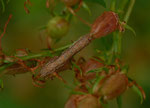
95,73 -> 128,100
91,11 -> 119,39
65,95 -> 80,108
65,94 -> 102,108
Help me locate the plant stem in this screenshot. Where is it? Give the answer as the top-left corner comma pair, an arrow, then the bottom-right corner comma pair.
118,0 -> 129,19
0,63 -> 13,71
112,0 -> 135,57
110,0 -> 116,11
119,0 -> 129,12
124,0 -> 135,22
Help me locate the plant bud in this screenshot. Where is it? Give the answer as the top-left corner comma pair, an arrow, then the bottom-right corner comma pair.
65,94 -> 102,108
96,73 -> 128,100
47,16 -> 69,39
61,0 -> 80,6
91,11 -> 119,39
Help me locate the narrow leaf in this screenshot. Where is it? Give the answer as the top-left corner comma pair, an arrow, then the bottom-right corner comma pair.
132,85 -> 144,104
72,62 -> 82,74
82,2 -> 92,15
128,78 -> 145,104
92,76 -> 104,93
124,24 -> 136,36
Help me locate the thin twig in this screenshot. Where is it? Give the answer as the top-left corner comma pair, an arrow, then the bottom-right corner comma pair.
0,14 -> 12,50
39,34 -> 94,78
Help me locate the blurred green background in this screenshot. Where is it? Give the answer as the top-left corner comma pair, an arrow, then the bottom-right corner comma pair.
0,0 -> 150,108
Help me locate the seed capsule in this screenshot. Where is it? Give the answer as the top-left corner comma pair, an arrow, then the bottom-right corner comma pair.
47,16 -> 69,39
94,73 -> 128,101
91,11 -> 119,39
65,94 -> 102,108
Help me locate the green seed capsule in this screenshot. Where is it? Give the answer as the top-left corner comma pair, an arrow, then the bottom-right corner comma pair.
47,16 -> 69,39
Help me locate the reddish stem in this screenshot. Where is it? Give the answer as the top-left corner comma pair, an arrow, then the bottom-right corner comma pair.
0,14 -> 12,50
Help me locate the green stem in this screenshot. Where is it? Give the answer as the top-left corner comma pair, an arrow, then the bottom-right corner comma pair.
110,0 -> 116,11
112,0 -> 135,57
124,0 -> 135,22
0,63 -> 13,71
18,43 -> 71,62
118,0 -> 129,19
119,0 -> 129,12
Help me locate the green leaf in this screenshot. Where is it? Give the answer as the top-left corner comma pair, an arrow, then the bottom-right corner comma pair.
83,0 -> 106,8
82,2 -> 92,15
72,62 -> 82,75
117,96 -> 122,108
128,77 -> 145,104
92,76 -> 104,93
124,24 -> 136,36
132,85 -> 144,104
